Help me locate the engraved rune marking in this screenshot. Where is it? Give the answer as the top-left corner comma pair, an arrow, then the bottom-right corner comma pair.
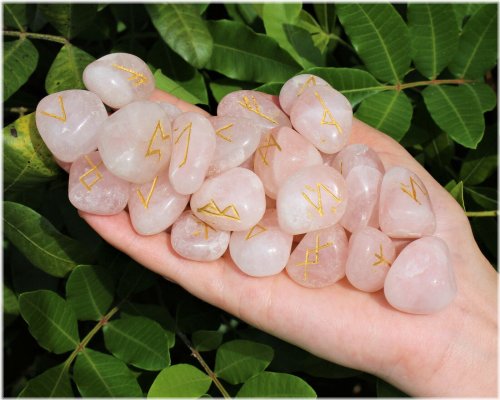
136,176 -> 158,209
295,234 -> 333,281
314,91 -> 342,134
373,244 -> 392,267
197,199 -> 240,221
257,134 -> 282,166
302,183 -> 342,216
238,95 -> 278,124
79,156 -> 103,191
215,123 -> 234,142
146,120 -> 170,160
400,176 -> 428,205
296,76 -> 317,97
41,95 -> 67,122
192,217 -> 216,240
174,122 -> 192,168
245,224 -> 267,240
112,64 -> 148,86
339,160 -> 343,176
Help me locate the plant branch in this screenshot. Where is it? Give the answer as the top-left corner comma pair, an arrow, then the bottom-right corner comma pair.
465,210 -> 498,217
387,78 -> 476,91
3,30 -> 68,45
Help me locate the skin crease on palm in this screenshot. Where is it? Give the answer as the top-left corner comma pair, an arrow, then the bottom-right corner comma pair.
79,89 -> 498,397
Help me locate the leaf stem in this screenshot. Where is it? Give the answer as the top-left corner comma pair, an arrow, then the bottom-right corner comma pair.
387,78 -> 475,91
465,210 -> 498,217
3,30 -> 68,45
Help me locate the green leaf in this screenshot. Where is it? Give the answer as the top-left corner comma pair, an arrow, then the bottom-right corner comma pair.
424,132 -> 455,180
254,82 -> 282,96
66,265 -> 115,321
18,363 -> 73,397
336,4 -> 411,83
73,348 -> 143,397
154,69 -> 204,105
206,19 -> 301,83
445,180 -> 466,210
148,364 -> 212,398
209,80 -> 244,103
465,186 -> 498,210
4,38 -> 38,101
283,23 -> 324,68
453,4 -> 484,29
4,201 -> 93,277
45,44 -> 94,94
146,4 -> 213,69
376,378 -> 409,397
225,4 -> 260,25
297,10 -> 331,54
313,3 -> 336,34
355,90 -> 413,141
192,330 -> 223,352
4,4 -> 32,30
408,4 -> 459,79
103,316 -> 170,371
4,283 -> 19,316
459,128 -> 497,186
463,83 -> 497,113
422,85 -> 484,148
10,249 -> 60,294
448,4 -> 498,79
236,372 -> 316,397
40,4 -> 97,39
215,340 -> 274,385
18,290 -> 79,354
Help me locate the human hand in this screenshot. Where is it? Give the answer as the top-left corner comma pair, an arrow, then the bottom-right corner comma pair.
80,89 -> 497,397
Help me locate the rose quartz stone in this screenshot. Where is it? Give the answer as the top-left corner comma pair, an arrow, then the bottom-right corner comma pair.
277,165 -> 348,235
290,85 -> 352,154
83,53 -> 155,109
286,224 -> 348,288
207,116 -> 264,176
156,102 -> 183,120
238,154 -> 254,171
36,90 -> 107,162
379,167 -> 436,238
191,167 -> 266,231
345,227 -> 395,292
254,126 -> 323,199
169,112 -> 216,195
68,151 -> 129,215
384,236 -> 457,314
279,74 -> 330,115
217,90 -> 291,129
128,172 -> 189,235
171,211 -> 230,261
393,238 -> 413,255
229,209 -> 293,277
97,101 -> 172,184
330,144 -> 384,178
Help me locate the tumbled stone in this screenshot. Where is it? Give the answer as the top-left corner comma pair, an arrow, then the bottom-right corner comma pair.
286,224 -> 348,288
83,52 -> 155,109
379,167 -> 436,238
229,209 -> 293,277
156,102 -> 183,120
36,90 -> 108,162
345,227 -> 395,292
254,126 -> 323,199
330,144 -> 385,178
98,101 -> 172,184
384,236 -> 457,314
277,165 -> 348,235
279,74 -> 330,115
190,167 -> 266,231
169,112 -> 216,195
68,151 -> 129,215
238,154 -> 254,171
128,172 -> 189,235
171,210 -> 230,261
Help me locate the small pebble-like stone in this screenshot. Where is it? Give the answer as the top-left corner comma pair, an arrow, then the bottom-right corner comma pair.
68,151 -> 129,215
277,165 -> 348,235
229,209 -> 293,277
345,227 -> 395,292
191,167 -> 266,231
279,74 -> 330,115
330,144 -> 385,178
379,167 -> 436,238
156,102 -> 183,120
171,211 -> 230,261
286,224 -> 348,288
384,236 -> 456,314
83,53 -> 155,109
36,90 -> 108,162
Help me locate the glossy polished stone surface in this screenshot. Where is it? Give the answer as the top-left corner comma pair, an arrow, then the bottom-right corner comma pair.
330,144 -> 385,178
279,74 -> 330,115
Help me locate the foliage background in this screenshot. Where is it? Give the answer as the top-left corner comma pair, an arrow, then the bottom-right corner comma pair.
3,2 -> 497,398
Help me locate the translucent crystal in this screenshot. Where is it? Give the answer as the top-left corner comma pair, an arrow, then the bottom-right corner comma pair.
278,74 -> 330,115
330,144 -> 385,178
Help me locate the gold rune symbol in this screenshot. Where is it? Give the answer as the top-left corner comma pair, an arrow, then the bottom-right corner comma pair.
302,183 -> 342,217
314,91 -> 342,134
41,95 -> 67,122
238,95 -> 278,125
245,224 -> 267,240
400,176 -> 428,205
112,64 -> 148,86
146,120 -> 170,160
79,156 -> 103,191
295,234 -> 333,281
192,217 -> 216,240
257,134 -> 282,166
136,176 -> 158,209
296,76 -> 317,97
197,199 -> 241,221
215,123 -> 234,142
373,244 -> 392,267
174,122 -> 192,168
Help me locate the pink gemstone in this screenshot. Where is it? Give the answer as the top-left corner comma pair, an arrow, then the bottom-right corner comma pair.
190,167 -> 266,231
156,102 -> 183,120
128,172 -> 189,235
238,154 -> 254,171
68,151 -> 129,215
345,227 -> 395,292
171,211 -> 230,261
254,126 -> 323,199
229,209 -> 293,277
290,85 -> 352,154
279,74 -> 330,115
36,90 -> 107,162
379,167 -> 436,238
384,236 -> 457,314
169,112 -> 216,195
286,224 -> 348,288
330,144 -> 384,178
277,165 -> 348,235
